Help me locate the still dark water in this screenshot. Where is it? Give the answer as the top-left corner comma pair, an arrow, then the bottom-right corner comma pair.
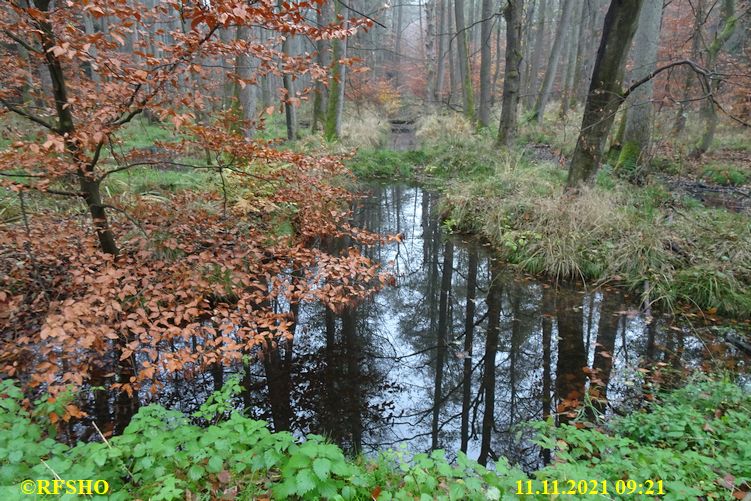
161,183 -> 745,470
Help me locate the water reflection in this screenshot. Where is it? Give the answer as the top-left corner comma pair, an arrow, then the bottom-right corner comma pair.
146,184 -> 745,470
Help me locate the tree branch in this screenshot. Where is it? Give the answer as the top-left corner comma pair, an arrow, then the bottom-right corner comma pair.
0,98 -> 60,133
621,59 -> 710,101
2,30 -> 41,54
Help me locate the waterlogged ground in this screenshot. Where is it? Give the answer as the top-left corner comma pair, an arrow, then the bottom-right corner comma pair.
156,183 -> 747,471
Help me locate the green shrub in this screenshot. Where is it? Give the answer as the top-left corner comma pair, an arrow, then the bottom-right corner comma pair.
702,165 -> 748,186
2,377 -> 748,500
347,150 -> 419,178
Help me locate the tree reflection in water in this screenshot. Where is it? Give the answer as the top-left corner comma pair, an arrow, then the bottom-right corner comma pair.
159,184 -> 744,471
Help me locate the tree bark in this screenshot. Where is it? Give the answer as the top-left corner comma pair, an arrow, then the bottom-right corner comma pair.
33,0 -> 119,255
324,1 -> 346,141
566,0 -> 645,188
478,0 -> 496,126
616,0 -> 663,176
497,0 -> 524,145
234,25 -> 257,138
425,0 -> 437,101
435,0 -> 448,102
524,0 -> 547,110
454,0 -> 476,119
559,0 -> 583,117
672,0 -> 703,134
312,4 -> 331,131
532,0 -> 574,122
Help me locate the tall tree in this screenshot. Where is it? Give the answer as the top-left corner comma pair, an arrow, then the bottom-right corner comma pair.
233,25 -> 257,138
455,0 -> 476,119
497,0 -> 524,145
324,1 -> 347,141
426,0 -> 438,101
532,0 -> 574,123
312,2 -> 330,131
559,0 -> 583,117
616,0 -> 663,176
566,0 -> 646,188
478,0 -> 496,127
435,0 -> 449,101
524,0 -> 547,110
672,0 -> 704,134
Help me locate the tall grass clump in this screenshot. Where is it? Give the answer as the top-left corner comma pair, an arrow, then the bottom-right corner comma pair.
340,108 -> 390,149
415,113 -> 473,149
441,136 -> 751,317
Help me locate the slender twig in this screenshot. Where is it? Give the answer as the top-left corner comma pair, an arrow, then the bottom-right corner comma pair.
93,422 -> 134,478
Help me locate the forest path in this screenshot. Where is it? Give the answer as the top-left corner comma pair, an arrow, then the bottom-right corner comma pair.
388,118 -> 417,151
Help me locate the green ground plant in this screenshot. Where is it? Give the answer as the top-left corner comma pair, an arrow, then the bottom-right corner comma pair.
702,164 -> 749,186
1,377 -> 748,500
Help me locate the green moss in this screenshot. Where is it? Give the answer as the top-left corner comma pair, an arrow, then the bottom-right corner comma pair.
615,140 -> 641,179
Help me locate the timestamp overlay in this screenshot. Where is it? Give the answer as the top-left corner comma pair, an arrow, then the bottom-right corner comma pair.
516,479 -> 665,496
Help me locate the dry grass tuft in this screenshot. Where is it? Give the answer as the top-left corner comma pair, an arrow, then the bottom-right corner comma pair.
416,113 -> 473,149
340,108 -> 390,149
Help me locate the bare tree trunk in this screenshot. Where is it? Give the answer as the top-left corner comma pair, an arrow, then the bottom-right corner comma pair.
324,1 -> 346,140
281,46 -> 298,140
559,0 -> 582,117
616,0 -> 663,176
497,0 -> 524,145
455,0 -> 476,119
491,14 -> 503,107
312,4 -> 330,131
672,0 -> 703,135
478,0 -> 495,126
524,0 -> 547,110
235,25 -> 257,138
435,0 -> 448,102
566,0 -> 645,188
394,0 -> 404,87
426,0 -> 438,101
220,27 -> 236,111
570,0 -> 590,108
532,0 -> 574,123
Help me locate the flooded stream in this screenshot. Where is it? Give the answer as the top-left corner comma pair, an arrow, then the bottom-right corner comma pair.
157,183 -> 745,471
